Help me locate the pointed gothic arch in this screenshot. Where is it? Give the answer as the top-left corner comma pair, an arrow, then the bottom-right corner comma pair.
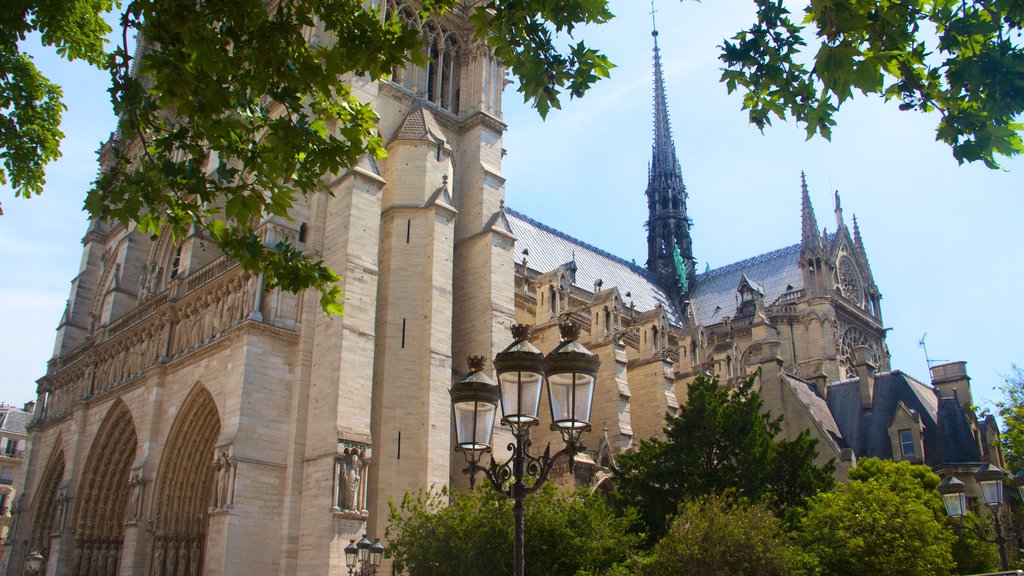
72,400 -> 138,576
29,446 -> 66,565
150,385 -> 221,576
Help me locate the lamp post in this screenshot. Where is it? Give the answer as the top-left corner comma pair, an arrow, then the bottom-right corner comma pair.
23,550 -> 44,576
450,322 -> 599,576
938,462 -> 1024,570
343,534 -> 384,576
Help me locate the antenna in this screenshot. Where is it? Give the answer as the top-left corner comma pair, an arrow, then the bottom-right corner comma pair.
918,333 -> 948,374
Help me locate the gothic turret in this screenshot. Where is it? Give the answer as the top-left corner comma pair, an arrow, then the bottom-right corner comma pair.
798,173 -> 827,295
644,21 -> 694,314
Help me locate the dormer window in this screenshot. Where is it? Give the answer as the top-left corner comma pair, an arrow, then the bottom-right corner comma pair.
898,429 -> 915,458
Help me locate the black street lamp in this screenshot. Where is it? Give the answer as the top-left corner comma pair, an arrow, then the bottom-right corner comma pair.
938,463 -> 1024,570
23,550 -> 44,576
344,534 -> 383,576
451,322 -> 599,576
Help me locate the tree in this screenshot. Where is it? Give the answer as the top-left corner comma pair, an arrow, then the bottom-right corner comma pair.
997,365 -> 1024,471
4,0 -> 1021,311
613,373 -> 834,539
846,458 -> 998,573
797,476 -> 956,576
639,495 -> 817,576
385,484 -> 641,576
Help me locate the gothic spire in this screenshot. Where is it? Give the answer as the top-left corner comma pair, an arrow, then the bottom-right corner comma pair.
852,214 -> 873,273
649,22 -> 679,184
800,171 -> 821,253
645,6 -> 694,314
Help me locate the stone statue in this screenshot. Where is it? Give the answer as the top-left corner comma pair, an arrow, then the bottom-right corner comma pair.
342,453 -> 361,511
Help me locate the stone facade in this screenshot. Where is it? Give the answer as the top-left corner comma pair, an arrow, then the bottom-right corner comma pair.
6,4 -> 999,576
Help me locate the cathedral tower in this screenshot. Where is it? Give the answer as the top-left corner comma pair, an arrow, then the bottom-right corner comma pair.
644,22 -> 695,314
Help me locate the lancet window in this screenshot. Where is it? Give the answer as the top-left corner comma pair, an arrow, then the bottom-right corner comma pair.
386,1 -> 462,113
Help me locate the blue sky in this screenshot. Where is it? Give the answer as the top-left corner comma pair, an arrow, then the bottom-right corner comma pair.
1,0 -> 1021,413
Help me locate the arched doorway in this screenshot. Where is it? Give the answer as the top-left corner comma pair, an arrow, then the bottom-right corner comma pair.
29,447 -> 66,572
150,385 -> 221,576
72,401 -> 137,576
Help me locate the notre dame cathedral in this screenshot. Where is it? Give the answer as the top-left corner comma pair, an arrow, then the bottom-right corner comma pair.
4,3 -> 1000,576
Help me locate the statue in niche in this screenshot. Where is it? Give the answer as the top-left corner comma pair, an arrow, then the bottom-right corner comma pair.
341,453 -> 362,512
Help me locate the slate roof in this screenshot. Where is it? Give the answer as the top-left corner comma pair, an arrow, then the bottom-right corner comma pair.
780,373 -> 847,450
390,101 -> 447,145
824,370 -> 978,467
0,407 -> 32,435
690,244 -> 804,326
505,208 -> 681,324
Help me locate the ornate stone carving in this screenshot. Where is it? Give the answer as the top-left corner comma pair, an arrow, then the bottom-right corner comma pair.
210,449 -> 237,512
333,442 -> 371,517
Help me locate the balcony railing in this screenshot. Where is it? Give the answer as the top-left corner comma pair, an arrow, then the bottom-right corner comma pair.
0,478 -> 13,486
1,450 -> 24,460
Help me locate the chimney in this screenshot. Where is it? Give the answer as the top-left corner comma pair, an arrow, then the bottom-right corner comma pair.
854,345 -> 877,409
23,400 -> 36,413
931,361 -> 973,408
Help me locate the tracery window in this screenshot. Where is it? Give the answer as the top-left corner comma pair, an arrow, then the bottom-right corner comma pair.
836,323 -> 881,380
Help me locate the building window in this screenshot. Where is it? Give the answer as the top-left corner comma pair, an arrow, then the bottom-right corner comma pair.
899,429 -> 915,458
0,465 -> 12,485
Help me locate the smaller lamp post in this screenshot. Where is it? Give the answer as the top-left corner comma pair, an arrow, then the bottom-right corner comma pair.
23,551 -> 44,576
938,463 -> 1022,571
344,535 -> 384,576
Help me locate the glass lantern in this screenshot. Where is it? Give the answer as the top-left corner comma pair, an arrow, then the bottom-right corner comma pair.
494,325 -> 545,433
544,321 -> 599,444
450,356 -> 500,459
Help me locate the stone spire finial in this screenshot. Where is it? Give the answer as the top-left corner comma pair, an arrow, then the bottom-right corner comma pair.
852,214 -> 873,275
800,171 -> 821,254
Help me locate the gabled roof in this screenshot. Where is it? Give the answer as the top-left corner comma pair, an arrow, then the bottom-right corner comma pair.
506,208 -> 681,324
690,244 -> 804,326
780,372 -> 847,451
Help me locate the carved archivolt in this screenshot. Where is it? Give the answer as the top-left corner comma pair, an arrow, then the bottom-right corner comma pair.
30,447 -> 66,562
150,385 -> 221,576
72,401 -> 138,576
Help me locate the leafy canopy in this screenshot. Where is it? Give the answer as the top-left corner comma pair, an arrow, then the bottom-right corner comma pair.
847,458 -> 998,574
385,484 -> 641,576
997,365 -> 1024,471
796,461 -> 958,576
613,372 -> 835,539
720,0 -> 1024,168
3,0 -> 1021,311
639,495 -> 818,576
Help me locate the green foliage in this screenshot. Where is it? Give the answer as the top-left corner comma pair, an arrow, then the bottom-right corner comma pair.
797,477 -> 956,576
613,372 -> 834,539
997,365 -> 1024,471
846,458 -> 998,574
720,0 -> 1024,168
386,484 -> 641,576
72,0 -> 611,314
641,495 -> 817,576
5,0 -> 1020,310
0,0 -> 115,197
